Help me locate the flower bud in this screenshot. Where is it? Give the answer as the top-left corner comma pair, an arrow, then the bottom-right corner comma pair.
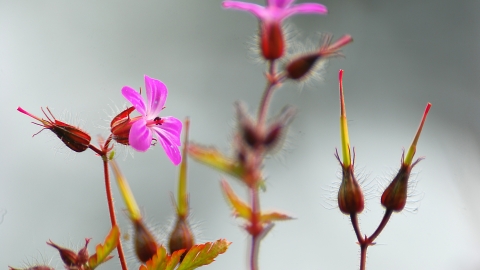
18,107 -> 91,153
168,217 -> 195,260
260,22 -> 284,60
263,106 -> 296,150
133,219 -> 159,263
285,35 -> 353,81
47,240 -> 78,266
110,106 -> 139,145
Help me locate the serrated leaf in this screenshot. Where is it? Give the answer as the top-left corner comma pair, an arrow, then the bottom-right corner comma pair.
139,246 -> 185,270
260,211 -> 294,223
188,144 -> 245,179
220,180 -> 251,220
88,225 -> 120,269
176,239 -> 231,270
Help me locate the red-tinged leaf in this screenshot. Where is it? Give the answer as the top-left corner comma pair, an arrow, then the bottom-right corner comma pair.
176,239 -> 231,270
220,180 -> 251,220
88,225 -> 120,269
260,211 -> 294,223
139,246 -> 186,270
165,250 -> 185,270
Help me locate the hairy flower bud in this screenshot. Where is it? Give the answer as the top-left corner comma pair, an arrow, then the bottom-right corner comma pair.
285,35 -> 353,81
47,240 -> 78,266
110,106 -> 138,145
260,22 -> 284,60
133,219 -> 159,263
18,107 -> 91,153
168,217 -> 195,260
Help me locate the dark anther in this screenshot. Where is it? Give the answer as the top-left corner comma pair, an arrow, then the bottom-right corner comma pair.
154,116 -> 162,125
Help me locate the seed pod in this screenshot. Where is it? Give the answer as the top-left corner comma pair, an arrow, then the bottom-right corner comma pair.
76,238 -> 91,265
285,53 -> 319,80
168,218 -> 194,261
336,151 -> 364,214
133,220 -> 159,263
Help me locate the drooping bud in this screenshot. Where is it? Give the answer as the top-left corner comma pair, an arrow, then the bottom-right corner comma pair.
260,21 -> 285,60
133,219 -> 159,263
47,240 -> 78,266
110,106 -> 139,145
18,107 -> 91,153
168,217 -> 195,261
336,70 -> 364,214
381,103 -> 431,212
285,35 -> 353,81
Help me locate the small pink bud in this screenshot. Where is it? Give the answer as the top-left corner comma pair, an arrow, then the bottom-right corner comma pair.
47,240 -> 78,266
18,107 -> 91,153
133,219 -> 159,263
260,21 -> 285,60
168,217 -> 195,261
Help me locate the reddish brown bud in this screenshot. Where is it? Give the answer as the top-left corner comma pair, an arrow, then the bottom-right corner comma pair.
110,106 -> 138,145
263,106 -> 296,150
18,107 -> 91,153
133,219 -> 159,263
286,53 -> 319,80
168,217 -> 195,261
47,240 -> 78,266
285,34 -> 353,81
260,21 -> 284,60
335,151 -> 364,214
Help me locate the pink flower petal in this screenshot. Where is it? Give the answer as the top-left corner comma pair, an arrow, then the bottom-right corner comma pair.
151,116 -> 182,146
144,75 -> 168,118
268,0 -> 294,8
122,86 -> 147,116
154,129 -> 182,165
129,118 -> 152,152
285,3 -> 328,17
223,1 -> 267,18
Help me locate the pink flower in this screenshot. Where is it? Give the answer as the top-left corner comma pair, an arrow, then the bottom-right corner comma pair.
122,75 -> 182,165
222,0 -> 327,23
223,0 -> 327,60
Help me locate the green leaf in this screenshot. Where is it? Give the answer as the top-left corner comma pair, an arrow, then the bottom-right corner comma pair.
88,225 -> 120,269
177,239 -> 231,270
220,180 -> 251,220
260,211 -> 294,223
188,144 -> 245,180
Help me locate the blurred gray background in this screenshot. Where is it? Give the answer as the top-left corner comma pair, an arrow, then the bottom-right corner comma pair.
1,0 -> 480,269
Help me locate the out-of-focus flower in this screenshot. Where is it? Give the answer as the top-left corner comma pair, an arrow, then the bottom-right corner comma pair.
223,0 -> 327,60
122,75 -> 182,165
17,107 -> 91,153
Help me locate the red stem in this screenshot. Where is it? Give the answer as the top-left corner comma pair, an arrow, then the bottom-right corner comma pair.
90,140 -> 128,270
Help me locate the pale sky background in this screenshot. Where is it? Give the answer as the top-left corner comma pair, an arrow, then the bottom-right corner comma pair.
1,1 -> 480,269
